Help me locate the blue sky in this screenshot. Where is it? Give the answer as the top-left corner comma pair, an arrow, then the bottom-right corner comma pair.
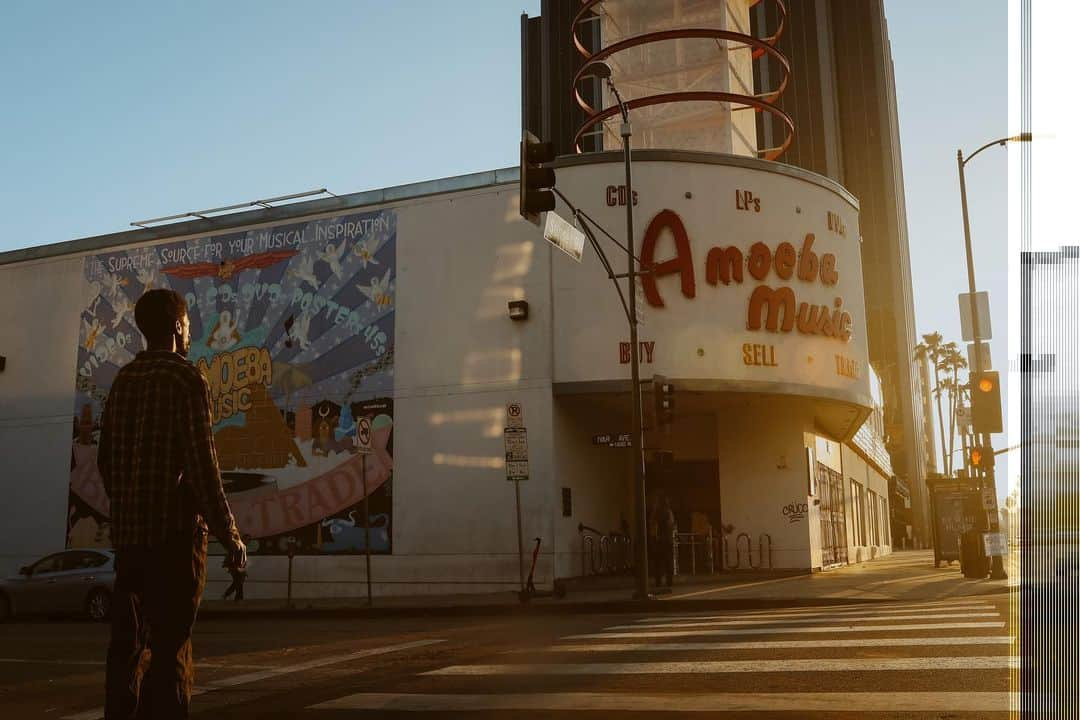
1,1 -> 1009,482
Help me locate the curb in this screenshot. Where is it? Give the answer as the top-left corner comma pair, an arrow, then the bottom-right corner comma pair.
198,595 -> 913,621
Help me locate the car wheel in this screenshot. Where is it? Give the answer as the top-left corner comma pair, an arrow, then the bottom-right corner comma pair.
0,593 -> 10,622
86,588 -> 111,622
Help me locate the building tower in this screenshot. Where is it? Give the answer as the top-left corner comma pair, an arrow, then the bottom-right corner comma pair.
750,0 -> 932,547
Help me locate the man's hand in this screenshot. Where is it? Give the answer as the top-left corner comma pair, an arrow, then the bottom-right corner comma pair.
227,538 -> 248,571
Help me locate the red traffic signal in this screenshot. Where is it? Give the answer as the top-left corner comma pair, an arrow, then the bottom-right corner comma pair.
970,371 -> 1002,434
968,445 -> 995,470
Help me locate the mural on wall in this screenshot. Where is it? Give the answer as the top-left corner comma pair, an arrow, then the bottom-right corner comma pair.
67,210 -> 396,555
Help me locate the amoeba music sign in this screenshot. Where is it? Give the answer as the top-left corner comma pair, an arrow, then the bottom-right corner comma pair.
552,157 -> 872,413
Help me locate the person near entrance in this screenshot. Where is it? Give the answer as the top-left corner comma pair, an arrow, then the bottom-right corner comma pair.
98,289 -> 246,719
652,493 -> 676,588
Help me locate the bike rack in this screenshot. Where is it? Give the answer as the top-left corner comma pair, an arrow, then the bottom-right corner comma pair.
722,534 -> 737,569
759,533 -> 774,569
597,535 -> 610,574
737,532 -> 753,569
581,534 -> 595,577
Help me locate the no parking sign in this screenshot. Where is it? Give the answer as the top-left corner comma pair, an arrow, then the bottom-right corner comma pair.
356,416 -> 373,454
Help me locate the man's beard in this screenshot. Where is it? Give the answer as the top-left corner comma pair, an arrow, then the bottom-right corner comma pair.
177,335 -> 190,358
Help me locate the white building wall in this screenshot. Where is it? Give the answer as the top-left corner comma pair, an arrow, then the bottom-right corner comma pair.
0,184 -> 566,597
0,153 -> 877,595
716,396 -> 816,569
841,444 -> 892,563
0,256 -> 86,574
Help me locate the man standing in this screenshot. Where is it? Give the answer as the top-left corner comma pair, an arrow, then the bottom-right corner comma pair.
98,289 -> 246,719
653,493 -> 676,588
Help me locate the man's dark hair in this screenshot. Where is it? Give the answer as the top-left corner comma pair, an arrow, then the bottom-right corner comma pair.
134,289 -> 188,345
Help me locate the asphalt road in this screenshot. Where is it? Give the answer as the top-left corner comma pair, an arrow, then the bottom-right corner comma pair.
0,593 -> 1016,719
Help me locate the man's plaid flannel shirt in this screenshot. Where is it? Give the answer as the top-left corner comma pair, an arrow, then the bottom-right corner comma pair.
97,350 -> 241,549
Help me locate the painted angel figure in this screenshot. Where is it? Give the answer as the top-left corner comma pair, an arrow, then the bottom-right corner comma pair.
207,310 -> 242,351
317,241 -> 346,279
135,265 -> 158,292
110,294 -> 134,329
100,272 -> 128,298
81,316 -> 103,351
352,238 -> 380,269
288,255 -> 319,289
286,311 -> 313,351
357,268 -> 393,308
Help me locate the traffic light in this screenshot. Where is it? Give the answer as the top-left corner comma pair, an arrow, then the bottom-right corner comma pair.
970,371 -> 1003,434
968,445 -> 995,470
519,131 -> 556,225
653,375 -> 674,426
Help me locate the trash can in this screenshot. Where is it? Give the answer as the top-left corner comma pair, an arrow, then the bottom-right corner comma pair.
960,529 -> 988,579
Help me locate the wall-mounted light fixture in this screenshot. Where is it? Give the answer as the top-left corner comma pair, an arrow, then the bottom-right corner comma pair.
0,355 -> 6,372
508,300 -> 529,321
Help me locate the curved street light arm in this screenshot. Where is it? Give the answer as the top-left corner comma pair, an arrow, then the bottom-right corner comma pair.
961,133 -> 1032,166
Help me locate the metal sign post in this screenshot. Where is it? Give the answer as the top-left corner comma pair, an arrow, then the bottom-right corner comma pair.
504,420 -> 529,593
356,415 -> 374,607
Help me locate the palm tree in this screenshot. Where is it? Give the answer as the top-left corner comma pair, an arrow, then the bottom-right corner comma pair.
940,343 -> 968,476
914,332 -> 949,475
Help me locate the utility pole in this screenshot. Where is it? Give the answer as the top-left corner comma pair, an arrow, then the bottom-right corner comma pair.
956,133 -> 1030,579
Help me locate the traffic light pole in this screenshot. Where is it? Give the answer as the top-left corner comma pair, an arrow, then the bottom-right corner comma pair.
957,147 -> 1006,580
618,108 -> 651,602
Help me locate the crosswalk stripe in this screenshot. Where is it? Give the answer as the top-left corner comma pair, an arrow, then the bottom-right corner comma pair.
613,612 -> 999,630
565,621 -> 1006,639
632,603 -> 994,623
60,639 -> 445,720
310,691 -> 1013,713
528,636 -> 1014,652
422,656 -> 1017,675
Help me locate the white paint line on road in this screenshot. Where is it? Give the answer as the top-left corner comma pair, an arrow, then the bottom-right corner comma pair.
60,639 -> 445,720
614,612 -> 1000,630
206,639 -> 446,688
527,636 -> 1014,652
422,655 -> 1018,676
310,691 -> 1015,713
866,571 -> 959,587
564,621 -> 1006,639
666,574 -> 808,600
633,603 -> 994,623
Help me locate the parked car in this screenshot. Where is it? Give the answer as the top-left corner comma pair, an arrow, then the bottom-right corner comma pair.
0,549 -> 114,621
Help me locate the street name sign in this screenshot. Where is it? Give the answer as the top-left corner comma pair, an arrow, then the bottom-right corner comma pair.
592,432 -> 631,448
543,210 -> 586,263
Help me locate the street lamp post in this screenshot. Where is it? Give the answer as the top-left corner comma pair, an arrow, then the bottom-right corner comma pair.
957,132 -> 1030,580
583,61 -> 652,601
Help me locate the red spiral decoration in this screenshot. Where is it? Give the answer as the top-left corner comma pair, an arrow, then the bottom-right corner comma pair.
571,0 -> 793,160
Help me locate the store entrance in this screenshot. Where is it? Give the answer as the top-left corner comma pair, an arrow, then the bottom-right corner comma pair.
817,462 -> 848,567
645,452 -> 722,574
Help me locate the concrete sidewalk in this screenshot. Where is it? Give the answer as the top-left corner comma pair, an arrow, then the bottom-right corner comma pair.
199,550 -> 1010,620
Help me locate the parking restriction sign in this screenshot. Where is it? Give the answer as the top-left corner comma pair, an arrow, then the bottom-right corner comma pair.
356,416 -> 373,454
506,402 -> 524,429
